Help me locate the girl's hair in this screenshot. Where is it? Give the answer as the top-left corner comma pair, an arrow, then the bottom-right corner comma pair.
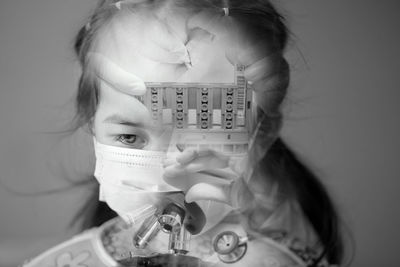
73,0 -> 347,265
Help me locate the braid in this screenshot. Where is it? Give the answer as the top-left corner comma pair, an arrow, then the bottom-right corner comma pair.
226,1 -> 290,169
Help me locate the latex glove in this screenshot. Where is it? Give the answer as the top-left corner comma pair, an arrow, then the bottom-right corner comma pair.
189,11 -> 287,113
163,148 -> 254,209
89,52 -> 147,96
87,13 -> 192,96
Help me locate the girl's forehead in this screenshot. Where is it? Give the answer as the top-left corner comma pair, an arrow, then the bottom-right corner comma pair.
94,9 -> 238,84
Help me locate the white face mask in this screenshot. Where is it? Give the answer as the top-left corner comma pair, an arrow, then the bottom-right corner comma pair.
93,138 -> 232,231
93,138 -> 179,224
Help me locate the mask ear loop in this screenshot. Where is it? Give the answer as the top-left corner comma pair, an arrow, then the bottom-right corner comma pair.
243,111 -> 280,184
243,114 -> 263,184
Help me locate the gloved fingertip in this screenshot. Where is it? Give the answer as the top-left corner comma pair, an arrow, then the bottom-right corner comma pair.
162,158 -> 176,168
163,164 -> 187,180
128,81 -> 147,96
162,166 -> 177,179
184,183 -> 205,203
185,190 -> 204,203
162,172 -> 182,188
186,183 -> 230,205
184,194 -> 195,203
176,149 -> 197,164
115,77 -> 145,95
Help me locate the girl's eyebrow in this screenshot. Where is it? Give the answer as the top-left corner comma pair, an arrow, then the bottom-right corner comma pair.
103,114 -> 145,128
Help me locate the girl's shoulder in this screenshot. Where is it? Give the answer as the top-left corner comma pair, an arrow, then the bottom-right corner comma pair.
250,199 -> 333,267
21,218 -> 122,267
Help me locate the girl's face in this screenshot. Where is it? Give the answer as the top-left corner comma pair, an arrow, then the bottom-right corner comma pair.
92,10 -> 239,150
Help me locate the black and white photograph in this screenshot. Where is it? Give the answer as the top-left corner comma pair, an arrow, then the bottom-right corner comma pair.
0,1 -> 399,266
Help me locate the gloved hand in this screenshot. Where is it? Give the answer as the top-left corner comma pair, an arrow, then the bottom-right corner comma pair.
163,147 -> 282,234
163,148 -> 254,210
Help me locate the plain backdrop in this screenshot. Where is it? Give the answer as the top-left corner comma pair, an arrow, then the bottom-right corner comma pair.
0,0 -> 399,266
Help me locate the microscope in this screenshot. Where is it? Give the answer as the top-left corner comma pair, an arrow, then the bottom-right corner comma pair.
119,192 -> 208,266
119,64 -> 253,266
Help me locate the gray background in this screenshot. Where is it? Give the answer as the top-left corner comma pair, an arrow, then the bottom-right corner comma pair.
0,0 -> 399,266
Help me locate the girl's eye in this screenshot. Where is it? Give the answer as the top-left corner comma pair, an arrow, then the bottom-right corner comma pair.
116,134 -> 147,148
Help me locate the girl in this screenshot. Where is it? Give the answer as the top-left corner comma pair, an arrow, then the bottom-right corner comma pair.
23,0 -> 346,266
